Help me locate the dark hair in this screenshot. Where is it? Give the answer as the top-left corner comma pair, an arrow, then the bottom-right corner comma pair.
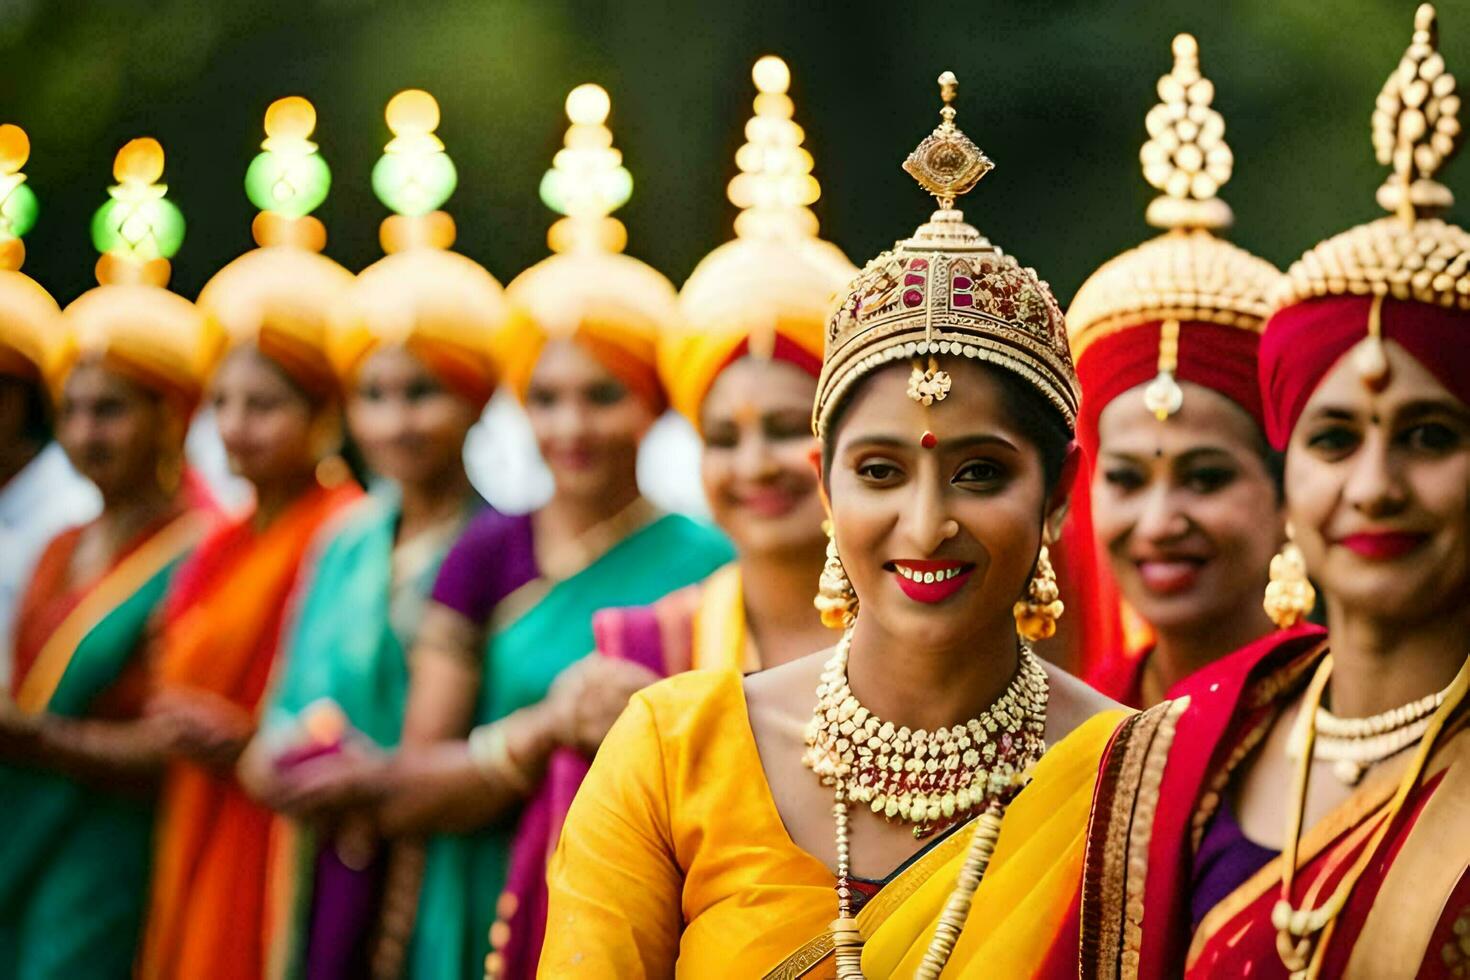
821,359 -> 1073,494
0,374 -> 52,446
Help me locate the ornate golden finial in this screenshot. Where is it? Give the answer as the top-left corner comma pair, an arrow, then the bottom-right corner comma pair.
540,83 -> 633,255
727,55 -> 822,240
1373,3 -> 1461,221
374,89 -> 459,254
902,71 -> 993,212
0,124 -> 38,272
1141,33 -> 1234,231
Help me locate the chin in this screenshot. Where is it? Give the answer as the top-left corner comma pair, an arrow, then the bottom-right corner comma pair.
726,513 -> 824,557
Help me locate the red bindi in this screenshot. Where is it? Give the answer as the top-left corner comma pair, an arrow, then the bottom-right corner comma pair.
920,430 -> 938,450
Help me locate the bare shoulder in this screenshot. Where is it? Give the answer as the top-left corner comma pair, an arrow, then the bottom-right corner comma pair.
1040,660 -> 1127,745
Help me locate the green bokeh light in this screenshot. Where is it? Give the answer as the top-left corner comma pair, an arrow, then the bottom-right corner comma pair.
245,149 -> 331,218
539,165 -> 632,217
91,197 -> 186,261
372,150 -> 457,217
0,183 -> 39,240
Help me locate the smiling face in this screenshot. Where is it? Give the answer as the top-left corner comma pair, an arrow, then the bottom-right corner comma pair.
347,345 -> 479,490
1286,340 -> 1470,624
58,358 -> 177,500
1092,381 -> 1282,634
823,357 -> 1069,651
699,356 -> 824,558
524,338 -> 657,503
211,344 -> 320,491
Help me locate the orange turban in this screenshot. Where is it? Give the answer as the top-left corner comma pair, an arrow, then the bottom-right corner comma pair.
328,248 -> 512,410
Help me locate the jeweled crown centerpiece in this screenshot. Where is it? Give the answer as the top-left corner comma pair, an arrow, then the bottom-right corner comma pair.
813,72 -> 1076,438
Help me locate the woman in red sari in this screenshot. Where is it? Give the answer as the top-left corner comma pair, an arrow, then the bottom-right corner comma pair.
1064,34 -> 1283,707
138,102 -> 362,980
1081,8 -> 1470,976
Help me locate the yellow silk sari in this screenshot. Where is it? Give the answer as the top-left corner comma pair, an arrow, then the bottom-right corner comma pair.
538,668 -> 1125,978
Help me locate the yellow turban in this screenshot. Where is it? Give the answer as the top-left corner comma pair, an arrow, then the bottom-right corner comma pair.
329,248 -> 513,410
502,250 -> 677,414
55,284 -> 221,414
499,83 -> 677,414
0,271 -> 61,384
197,247 -> 353,400
661,57 -> 855,430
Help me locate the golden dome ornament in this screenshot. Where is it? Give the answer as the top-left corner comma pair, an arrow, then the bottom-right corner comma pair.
1067,33 -> 1281,423
1274,4 -> 1470,392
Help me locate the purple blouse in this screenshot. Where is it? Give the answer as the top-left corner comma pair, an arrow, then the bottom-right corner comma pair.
430,510 -> 538,624
1190,798 -> 1280,929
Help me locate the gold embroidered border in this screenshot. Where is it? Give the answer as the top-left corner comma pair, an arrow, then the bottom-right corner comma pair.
1119,696 -> 1189,980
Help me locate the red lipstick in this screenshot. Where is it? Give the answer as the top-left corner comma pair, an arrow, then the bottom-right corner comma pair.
890,559 -> 974,604
1338,532 -> 1426,561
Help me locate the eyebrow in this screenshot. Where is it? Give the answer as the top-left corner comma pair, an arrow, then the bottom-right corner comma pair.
1306,399 -> 1469,423
1103,445 -> 1236,465
847,432 -> 1020,453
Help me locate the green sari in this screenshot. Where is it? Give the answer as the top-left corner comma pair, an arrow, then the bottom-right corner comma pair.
410,511 -> 732,979
0,512 -> 206,980
261,492 -> 475,980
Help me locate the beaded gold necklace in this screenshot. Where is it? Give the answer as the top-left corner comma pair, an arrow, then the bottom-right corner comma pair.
803,630 -> 1049,978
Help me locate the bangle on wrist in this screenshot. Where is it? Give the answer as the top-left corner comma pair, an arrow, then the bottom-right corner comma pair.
467,720 -> 536,796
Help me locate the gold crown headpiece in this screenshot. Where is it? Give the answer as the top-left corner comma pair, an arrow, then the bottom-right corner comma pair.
1068,33 -> 1281,420
1274,3 -> 1469,385
0,122 -> 62,382
813,71 -> 1075,438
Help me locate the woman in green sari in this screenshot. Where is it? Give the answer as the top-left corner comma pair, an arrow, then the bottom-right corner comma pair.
238,101 -> 519,978
0,138 -> 220,979
281,85 -> 732,979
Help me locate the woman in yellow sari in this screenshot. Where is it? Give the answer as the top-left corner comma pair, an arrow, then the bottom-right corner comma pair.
541,72 -> 1179,978
489,58 -> 853,976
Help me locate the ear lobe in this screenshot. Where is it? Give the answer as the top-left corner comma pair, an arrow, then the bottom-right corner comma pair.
1045,441 -> 1084,538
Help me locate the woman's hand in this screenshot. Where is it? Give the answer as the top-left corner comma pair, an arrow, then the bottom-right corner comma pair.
545,657 -> 661,758
147,688 -> 255,772
268,741 -> 390,821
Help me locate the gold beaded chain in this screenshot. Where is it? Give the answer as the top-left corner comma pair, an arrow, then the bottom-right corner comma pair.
1286,672 -> 1453,785
806,630 -> 1049,978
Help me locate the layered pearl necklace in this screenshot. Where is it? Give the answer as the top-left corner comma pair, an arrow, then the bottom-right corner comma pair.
1286,675 -> 1452,785
802,630 -> 1049,979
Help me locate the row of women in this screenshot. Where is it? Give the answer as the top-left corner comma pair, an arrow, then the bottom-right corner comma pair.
1,6 -> 1467,978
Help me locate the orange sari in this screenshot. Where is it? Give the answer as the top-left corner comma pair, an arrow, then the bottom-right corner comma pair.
139,480 -> 360,980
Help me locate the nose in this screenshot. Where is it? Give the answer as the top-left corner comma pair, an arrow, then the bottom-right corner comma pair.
732,428 -> 779,482
897,461 -> 956,556
1343,427 -> 1407,518
548,397 -> 593,442
1133,483 -> 1189,544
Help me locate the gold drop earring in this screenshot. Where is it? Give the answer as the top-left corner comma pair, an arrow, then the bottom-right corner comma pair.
1013,536 -> 1064,642
1264,523 -> 1316,629
814,519 -> 859,630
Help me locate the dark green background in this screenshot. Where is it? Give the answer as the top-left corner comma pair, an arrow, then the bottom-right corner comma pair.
3,0 -> 1466,306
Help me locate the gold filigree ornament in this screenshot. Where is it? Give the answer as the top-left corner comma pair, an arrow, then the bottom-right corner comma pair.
1273,3 -> 1470,392
813,72 -> 1076,438
1068,33 -> 1281,421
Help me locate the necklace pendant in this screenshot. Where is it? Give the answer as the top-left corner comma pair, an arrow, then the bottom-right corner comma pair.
1333,758 -> 1365,786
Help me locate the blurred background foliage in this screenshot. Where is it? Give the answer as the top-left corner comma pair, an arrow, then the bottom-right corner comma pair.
3,0 -> 1467,307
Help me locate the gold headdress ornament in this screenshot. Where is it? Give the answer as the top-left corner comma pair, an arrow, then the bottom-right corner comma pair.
665,55 -> 855,426
1067,33 -> 1281,420
0,123 -> 62,383
54,138 -> 219,411
813,71 -> 1076,438
1274,3 -> 1469,388
500,84 -> 678,408
196,97 -> 351,396
328,89 -> 512,407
